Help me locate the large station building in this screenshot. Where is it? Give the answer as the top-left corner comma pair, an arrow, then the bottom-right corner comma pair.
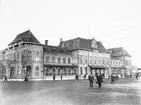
1,30 -> 133,80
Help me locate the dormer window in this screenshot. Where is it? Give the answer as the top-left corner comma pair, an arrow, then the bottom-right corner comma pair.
91,39 -> 97,49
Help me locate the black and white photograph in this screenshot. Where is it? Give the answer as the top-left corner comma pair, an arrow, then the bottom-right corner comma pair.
0,0 -> 141,105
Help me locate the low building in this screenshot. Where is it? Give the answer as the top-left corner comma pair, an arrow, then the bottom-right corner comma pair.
43,40 -> 78,80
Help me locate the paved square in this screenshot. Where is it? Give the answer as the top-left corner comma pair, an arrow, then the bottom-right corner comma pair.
0,78 -> 141,105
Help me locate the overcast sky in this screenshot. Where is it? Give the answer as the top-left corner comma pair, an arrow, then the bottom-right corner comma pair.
0,0 -> 141,67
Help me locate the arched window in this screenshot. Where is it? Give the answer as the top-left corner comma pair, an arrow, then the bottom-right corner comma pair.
46,56 -> 50,63
28,51 -> 32,57
36,51 -> 39,58
103,58 -> 105,65
85,55 -> 88,64
68,69 -> 70,75
52,57 -> 56,63
68,58 -> 71,64
64,68 -> 67,75
58,68 -> 61,75
99,57 -> 101,64
74,68 -> 76,75
35,66 -> 39,76
94,56 -> 97,64
36,51 -> 40,61
58,57 -> 61,63
45,67 -> 49,76
80,55 -> 83,64
63,57 -> 66,63
36,66 -> 39,71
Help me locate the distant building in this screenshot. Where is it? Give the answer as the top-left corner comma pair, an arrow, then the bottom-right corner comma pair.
0,50 -> 5,79
108,47 -> 132,78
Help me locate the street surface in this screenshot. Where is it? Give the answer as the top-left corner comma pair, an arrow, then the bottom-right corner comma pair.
0,78 -> 141,105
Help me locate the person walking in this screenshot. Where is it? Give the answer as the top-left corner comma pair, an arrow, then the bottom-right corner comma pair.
88,73 -> 94,88
60,74 -> 62,80
136,73 -> 138,80
111,74 -> 115,84
96,73 -> 102,88
53,73 -> 56,81
4,75 -> 7,82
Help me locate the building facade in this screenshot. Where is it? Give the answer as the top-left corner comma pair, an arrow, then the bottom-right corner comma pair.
43,41 -> 78,80
60,37 -> 111,78
2,30 -> 133,80
3,30 -> 43,79
108,47 -> 132,78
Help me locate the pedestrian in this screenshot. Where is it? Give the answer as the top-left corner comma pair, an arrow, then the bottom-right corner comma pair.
96,73 -> 102,88
60,74 -> 62,80
84,74 -> 86,79
111,74 -> 115,84
121,74 -> 122,78
53,73 -> 56,81
88,73 -> 94,88
136,73 -> 138,80
4,75 -> 7,82
116,74 -> 119,80
24,75 -> 28,81
108,75 -> 110,79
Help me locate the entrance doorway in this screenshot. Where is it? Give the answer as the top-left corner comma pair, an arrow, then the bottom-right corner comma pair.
26,65 -> 32,77
10,67 -> 15,78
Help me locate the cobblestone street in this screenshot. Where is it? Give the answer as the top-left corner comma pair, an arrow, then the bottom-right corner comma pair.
0,78 -> 141,105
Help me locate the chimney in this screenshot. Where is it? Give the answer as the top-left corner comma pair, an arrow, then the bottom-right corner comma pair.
45,40 -> 48,46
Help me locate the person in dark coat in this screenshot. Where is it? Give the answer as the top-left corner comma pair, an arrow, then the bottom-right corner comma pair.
53,73 -> 56,81
111,74 -> 115,84
96,73 -> 102,88
88,74 -> 94,87
136,73 -> 138,80
60,74 -> 62,80
4,75 -> 7,82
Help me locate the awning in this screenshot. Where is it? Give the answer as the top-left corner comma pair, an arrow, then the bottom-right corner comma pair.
89,65 -> 108,69
44,64 -> 78,67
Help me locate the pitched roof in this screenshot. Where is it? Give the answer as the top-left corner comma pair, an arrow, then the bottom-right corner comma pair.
44,45 -> 70,55
61,37 -> 107,51
9,30 -> 41,45
107,47 -> 131,57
